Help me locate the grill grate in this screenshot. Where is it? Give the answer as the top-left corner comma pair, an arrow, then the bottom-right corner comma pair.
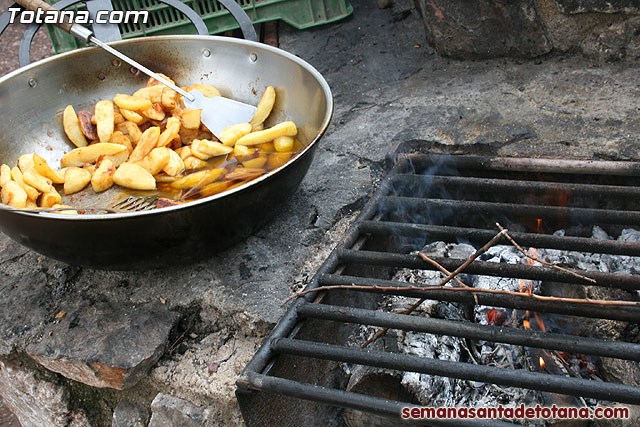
237,154 -> 640,426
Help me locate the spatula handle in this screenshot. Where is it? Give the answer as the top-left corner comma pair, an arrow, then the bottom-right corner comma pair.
14,0 -> 72,33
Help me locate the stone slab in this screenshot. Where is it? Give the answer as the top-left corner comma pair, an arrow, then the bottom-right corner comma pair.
555,0 -> 640,14
148,393 -> 211,427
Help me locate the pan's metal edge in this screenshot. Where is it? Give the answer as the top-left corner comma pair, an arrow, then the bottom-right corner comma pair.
0,35 -> 334,221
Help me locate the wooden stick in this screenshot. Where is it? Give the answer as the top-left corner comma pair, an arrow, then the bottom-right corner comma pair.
496,223 -> 597,284
419,252 -> 479,304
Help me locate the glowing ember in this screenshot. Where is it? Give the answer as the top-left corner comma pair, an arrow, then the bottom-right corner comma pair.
523,319 -> 531,329
539,357 -> 545,368
533,312 -> 546,332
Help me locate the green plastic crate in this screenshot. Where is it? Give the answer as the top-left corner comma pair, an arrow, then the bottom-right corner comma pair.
45,0 -> 353,53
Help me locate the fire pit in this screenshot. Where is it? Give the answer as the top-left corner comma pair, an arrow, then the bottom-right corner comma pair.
237,153 -> 640,426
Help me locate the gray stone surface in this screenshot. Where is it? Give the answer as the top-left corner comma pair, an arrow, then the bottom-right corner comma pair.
148,393 -> 211,427
0,0 -> 639,424
26,302 -> 179,390
112,399 -> 149,427
556,0 -> 640,14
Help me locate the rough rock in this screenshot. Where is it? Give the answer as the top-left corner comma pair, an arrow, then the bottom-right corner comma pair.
0,358 -> 86,427
415,0 -> 551,58
26,302 -> 179,390
112,399 -> 149,427
148,393 -> 211,427
555,0 -> 640,14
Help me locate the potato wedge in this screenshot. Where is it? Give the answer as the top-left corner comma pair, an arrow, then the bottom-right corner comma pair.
1,180 -> 28,208
51,204 -> 77,215
233,144 -> 252,160
117,121 -> 142,144
142,103 -> 165,121
225,167 -> 267,181
17,154 -> 35,173
136,147 -> 170,175
274,136 -> 294,152
95,100 -> 115,143
170,168 -> 226,189
181,109 -> 201,130
63,167 -> 91,195
219,122 -> 251,146
258,141 -> 276,153
39,188 -> 62,208
77,110 -> 98,140
110,130 -> 133,153
267,152 -> 292,170
60,143 -> 128,168
0,164 -> 12,187
114,111 -> 125,125
157,117 -> 181,147
32,154 -> 65,184
104,149 -> 130,167
183,156 -> 208,170
236,121 -> 297,146
22,168 -> 54,193
161,88 -> 179,110
175,146 -> 192,160
183,84 -> 220,98
119,108 -> 146,125
113,163 -> 156,190
193,180 -> 233,198
133,85 -> 163,103
113,94 -> 152,111
250,86 -> 275,129
190,139 -> 233,160
128,126 -> 160,163
11,167 -> 39,201
63,105 -> 88,147
91,158 -> 115,192
146,73 -> 175,87
242,154 -> 268,169
163,149 -> 185,176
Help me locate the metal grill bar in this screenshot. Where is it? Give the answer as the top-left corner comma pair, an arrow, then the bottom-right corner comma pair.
241,373 -> 514,427
390,174 -> 640,199
337,249 -> 640,291
318,273 -> 640,322
296,304 -> 640,361
271,338 -> 640,405
379,196 -> 640,226
358,221 -> 640,256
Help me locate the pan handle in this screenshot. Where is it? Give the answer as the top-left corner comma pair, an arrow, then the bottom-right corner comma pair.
0,0 -> 257,67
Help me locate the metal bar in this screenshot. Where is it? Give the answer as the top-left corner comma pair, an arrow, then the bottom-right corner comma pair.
240,372 -> 515,426
379,196 -> 640,226
357,221 -> 640,256
318,274 -> 640,323
271,339 -> 640,405
337,249 -> 640,291
390,174 -> 640,199
402,154 -> 640,177
297,304 -> 640,361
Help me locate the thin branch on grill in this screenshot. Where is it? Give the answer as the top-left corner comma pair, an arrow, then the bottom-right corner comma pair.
496,222 -> 597,284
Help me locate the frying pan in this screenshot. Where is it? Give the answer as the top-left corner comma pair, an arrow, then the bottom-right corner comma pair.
0,4 -> 333,269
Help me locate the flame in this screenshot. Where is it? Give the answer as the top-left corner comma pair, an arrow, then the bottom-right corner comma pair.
533,312 -> 546,332
536,218 -> 543,233
539,357 -> 545,368
523,319 -> 531,330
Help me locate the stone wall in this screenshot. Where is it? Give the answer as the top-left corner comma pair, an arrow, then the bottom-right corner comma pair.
415,0 -> 640,60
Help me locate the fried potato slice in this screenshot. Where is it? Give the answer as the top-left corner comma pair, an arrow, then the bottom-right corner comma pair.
267,152 -> 292,170
242,154 -> 267,169
32,154 -> 65,184
219,123 -> 251,146
22,169 -> 54,193
181,109 -> 201,130
170,168 -> 226,189
119,108 -> 146,125
63,105 -> 88,148
157,117 -> 181,147
182,156 -> 207,170
136,147 -> 170,175
110,131 -> 133,153
194,180 -> 233,199
182,84 -> 220,98
17,154 -> 35,173
77,110 -> 98,140
133,85 -> 163,103
128,126 -> 161,163
190,139 -> 233,160
236,121 -> 297,146
117,121 -> 142,144
225,167 -> 267,181
113,163 -> 156,190
63,167 -> 91,195
0,164 -> 11,187
274,136 -> 294,152
113,94 -> 152,111
250,86 -> 275,129
95,100 -> 115,143
11,167 -> 39,201
91,158 -> 115,193
146,73 -> 175,87
161,88 -> 179,110
51,204 -> 78,215
142,103 -> 165,121
39,188 -> 62,208
174,146 -> 192,160
1,180 -> 28,208
104,149 -> 130,167
163,149 -> 185,177
60,143 -> 128,168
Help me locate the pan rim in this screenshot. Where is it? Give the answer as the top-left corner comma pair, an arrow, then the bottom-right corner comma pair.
0,35 -> 333,220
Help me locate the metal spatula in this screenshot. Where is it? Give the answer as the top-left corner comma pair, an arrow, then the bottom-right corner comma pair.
14,0 -> 257,138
